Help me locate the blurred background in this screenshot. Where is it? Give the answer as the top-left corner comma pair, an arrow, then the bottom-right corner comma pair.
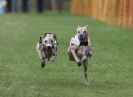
0,1 -> 133,97
0,0 -> 133,28
0,0 -> 70,13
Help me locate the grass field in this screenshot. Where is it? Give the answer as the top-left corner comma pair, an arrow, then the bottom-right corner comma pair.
0,13 -> 133,97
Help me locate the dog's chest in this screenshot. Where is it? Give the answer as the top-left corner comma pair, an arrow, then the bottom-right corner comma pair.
42,47 -> 53,58
79,40 -> 88,46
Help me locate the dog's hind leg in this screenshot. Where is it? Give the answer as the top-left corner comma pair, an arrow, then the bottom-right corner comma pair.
82,59 -> 90,86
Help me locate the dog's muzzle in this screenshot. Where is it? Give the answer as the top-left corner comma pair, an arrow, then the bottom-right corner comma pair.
44,46 -> 53,58
45,43 -> 52,47
78,34 -> 88,46
47,46 -> 52,49
46,45 -> 52,50
79,34 -> 87,42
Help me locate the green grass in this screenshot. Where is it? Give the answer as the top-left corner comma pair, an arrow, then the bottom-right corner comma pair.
0,12 -> 133,97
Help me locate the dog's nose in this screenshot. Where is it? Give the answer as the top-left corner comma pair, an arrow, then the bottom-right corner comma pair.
79,34 -> 84,39
80,34 -> 83,37
47,46 -> 52,49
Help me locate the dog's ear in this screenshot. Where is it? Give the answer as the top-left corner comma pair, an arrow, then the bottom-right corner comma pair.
76,25 -> 80,33
39,37 -> 42,43
43,33 -> 47,38
77,25 -> 80,28
85,25 -> 90,29
85,25 -> 90,34
53,34 -> 57,40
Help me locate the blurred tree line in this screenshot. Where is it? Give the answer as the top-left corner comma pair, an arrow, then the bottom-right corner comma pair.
5,0 -> 70,13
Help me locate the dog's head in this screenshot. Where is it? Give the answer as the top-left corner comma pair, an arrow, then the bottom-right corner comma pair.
40,33 -> 56,49
76,25 -> 89,42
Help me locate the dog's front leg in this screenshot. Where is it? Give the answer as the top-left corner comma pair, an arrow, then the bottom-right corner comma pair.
40,49 -> 46,68
71,49 -> 79,62
71,46 -> 81,66
37,50 -> 45,68
41,59 -> 45,68
50,48 -> 57,62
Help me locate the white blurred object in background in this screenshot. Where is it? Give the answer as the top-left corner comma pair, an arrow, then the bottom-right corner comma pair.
0,0 -> 7,14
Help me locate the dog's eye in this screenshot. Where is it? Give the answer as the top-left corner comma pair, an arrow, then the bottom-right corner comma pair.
51,40 -> 54,43
44,40 -> 47,43
78,31 -> 80,33
83,31 -> 86,33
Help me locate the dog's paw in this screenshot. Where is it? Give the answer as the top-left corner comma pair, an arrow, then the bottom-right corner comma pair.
85,51 -> 92,58
41,60 -> 45,68
84,78 -> 90,86
89,51 -> 92,58
84,80 -> 90,86
76,61 -> 82,67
